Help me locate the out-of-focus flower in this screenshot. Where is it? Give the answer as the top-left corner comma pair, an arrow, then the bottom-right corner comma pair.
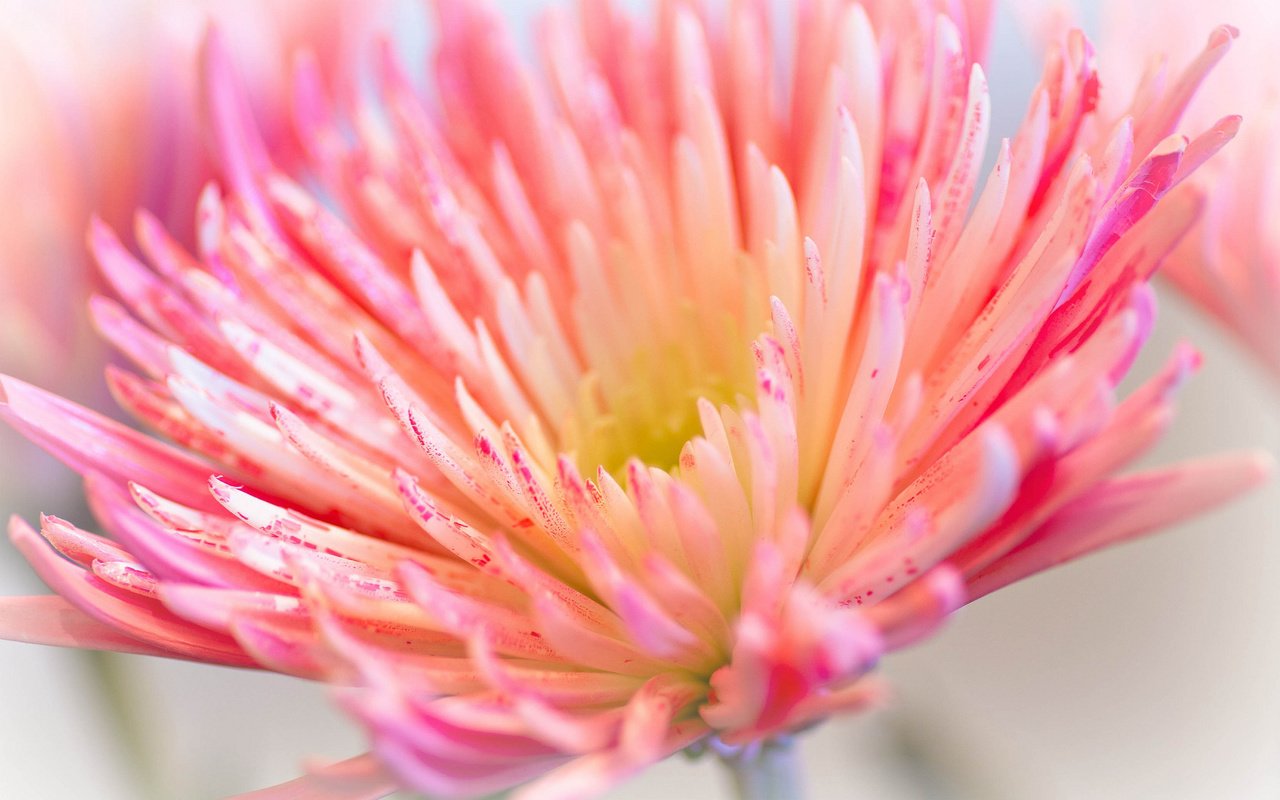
1123,5 -> 1280,378
0,1 -> 1269,798
0,0 -> 388,389
1022,1 -> 1280,378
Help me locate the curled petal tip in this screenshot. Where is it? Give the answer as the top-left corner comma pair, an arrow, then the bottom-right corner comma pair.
1210,24 -> 1240,46
1218,114 -> 1243,136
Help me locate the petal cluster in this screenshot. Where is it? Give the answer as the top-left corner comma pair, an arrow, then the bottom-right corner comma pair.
1034,2 -> 1280,379
1116,11 -> 1280,378
0,2 -> 1268,798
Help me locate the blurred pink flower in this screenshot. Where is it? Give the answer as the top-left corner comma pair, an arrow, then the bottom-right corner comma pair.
0,1 -> 1269,798
0,0 -> 387,389
1023,1 -> 1280,378
1111,4 -> 1280,378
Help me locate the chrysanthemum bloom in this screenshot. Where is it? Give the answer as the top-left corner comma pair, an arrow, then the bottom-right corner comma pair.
0,2 -> 1269,797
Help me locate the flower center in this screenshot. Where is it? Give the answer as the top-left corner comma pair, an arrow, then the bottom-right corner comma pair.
563,308 -> 757,477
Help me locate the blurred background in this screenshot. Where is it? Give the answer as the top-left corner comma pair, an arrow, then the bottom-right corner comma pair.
1,0 -> 1277,797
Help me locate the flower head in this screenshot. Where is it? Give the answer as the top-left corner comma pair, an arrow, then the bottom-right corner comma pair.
0,1 -> 1269,798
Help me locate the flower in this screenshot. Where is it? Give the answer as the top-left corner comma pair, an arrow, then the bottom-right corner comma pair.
0,0 -> 384,389
1025,1 -> 1280,379
0,2 -> 1269,798
1109,5 -> 1280,379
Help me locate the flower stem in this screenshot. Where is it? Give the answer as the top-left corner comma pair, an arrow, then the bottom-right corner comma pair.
720,738 -> 806,800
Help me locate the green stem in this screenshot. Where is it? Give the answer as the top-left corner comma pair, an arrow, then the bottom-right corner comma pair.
720,738 -> 806,800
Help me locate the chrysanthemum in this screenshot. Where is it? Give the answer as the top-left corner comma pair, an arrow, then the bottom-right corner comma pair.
0,2 -> 1269,797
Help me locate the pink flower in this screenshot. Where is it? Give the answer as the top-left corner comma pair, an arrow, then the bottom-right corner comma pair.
1111,6 -> 1280,379
1024,2 -> 1280,378
0,2 -> 1269,798
0,0 -> 385,390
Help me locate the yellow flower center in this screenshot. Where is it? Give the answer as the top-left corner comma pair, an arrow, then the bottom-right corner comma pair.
564,303 -> 758,477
